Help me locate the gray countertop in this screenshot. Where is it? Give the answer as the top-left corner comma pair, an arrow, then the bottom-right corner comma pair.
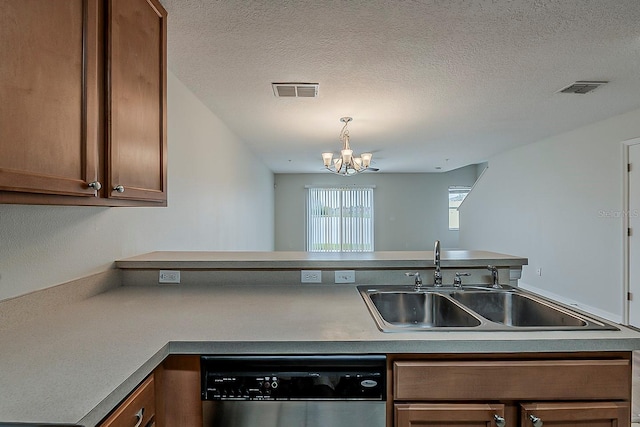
115,250 -> 529,269
1,282 -> 639,426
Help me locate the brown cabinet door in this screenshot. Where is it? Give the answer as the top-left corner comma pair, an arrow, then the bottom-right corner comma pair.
99,374 -> 156,427
0,0 -> 99,197
520,402 -> 629,427
107,0 -> 167,202
396,403 -> 506,427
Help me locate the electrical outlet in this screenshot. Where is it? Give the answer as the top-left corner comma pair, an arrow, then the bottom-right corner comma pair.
159,270 -> 180,284
335,270 -> 356,284
301,270 -> 322,283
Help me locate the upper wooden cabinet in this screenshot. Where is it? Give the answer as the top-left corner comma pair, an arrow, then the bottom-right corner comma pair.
0,0 -> 167,206
108,0 -> 167,202
0,0 -> 100,198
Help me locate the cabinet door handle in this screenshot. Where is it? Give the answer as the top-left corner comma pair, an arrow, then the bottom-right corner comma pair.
88,181 -> 102,191
493,414 -> 506,427
113,185 -> 125,193
133,408 -> 144,427
529,414 -> 543,427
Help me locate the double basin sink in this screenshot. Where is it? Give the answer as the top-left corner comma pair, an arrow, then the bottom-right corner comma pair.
358,285 -> 617,332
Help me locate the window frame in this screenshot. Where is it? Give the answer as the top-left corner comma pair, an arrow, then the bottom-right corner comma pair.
448,186 -> 471,231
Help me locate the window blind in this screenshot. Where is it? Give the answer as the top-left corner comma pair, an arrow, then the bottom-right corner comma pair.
306,187 -> 374,252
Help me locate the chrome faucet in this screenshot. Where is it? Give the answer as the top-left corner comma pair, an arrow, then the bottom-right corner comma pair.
405,272 -> 423,291
433,240 -> 442,286
487,265 -> 501,288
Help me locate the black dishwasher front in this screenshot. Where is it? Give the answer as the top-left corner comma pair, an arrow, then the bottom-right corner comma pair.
201,354 -> 386,427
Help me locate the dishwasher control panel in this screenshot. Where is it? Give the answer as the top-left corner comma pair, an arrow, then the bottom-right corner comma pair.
205,374 -> 282,400
201,355 -> 386,401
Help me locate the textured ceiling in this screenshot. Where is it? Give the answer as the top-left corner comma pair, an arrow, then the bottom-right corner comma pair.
160,0 -> 640,173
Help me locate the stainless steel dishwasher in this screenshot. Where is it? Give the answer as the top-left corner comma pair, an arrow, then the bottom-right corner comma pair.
201,354 -> 386,427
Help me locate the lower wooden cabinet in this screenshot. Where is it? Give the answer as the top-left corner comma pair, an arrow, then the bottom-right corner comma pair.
390,353 -> 631,427
99,374 -> 155,427
520,402 -> 629,427
395,401 -> 629,427
99,356 -> 201,427
98,353 -> 632,427
153,355 -> 202,427
395,403 -> 505,427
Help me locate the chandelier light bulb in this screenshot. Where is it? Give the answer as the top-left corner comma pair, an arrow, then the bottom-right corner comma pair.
322,152 -> 333,167
341,148 -> 353,164
361,152 -> 372,167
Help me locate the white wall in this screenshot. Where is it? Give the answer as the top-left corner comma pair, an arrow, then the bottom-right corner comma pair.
459,107 -> 640,321
0,71 -> 274,302
274,166 -> 478,251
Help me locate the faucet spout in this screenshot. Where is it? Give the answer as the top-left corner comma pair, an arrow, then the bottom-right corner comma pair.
433,240 -> 442,286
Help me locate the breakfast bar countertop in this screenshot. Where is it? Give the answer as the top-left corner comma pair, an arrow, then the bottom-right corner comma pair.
114,249 -> 529,270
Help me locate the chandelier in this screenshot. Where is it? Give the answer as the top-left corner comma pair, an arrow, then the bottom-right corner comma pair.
322,117 -> 373,176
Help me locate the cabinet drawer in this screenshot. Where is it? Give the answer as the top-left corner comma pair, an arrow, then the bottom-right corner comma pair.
394,359 -> 630,401
100,374 -> 155,427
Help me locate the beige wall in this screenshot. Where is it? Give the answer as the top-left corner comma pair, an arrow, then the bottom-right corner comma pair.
0,71 -> 274,302
460,107 -> 640,322
274,167 -> 479,251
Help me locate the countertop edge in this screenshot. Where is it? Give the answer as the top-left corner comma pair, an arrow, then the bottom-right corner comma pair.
77,344 -> 170,427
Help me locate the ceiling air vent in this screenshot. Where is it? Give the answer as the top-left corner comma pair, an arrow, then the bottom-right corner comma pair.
272,82 -> 319,98
558,81 -> 608,94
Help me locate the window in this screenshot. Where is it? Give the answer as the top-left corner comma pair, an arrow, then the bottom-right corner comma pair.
448,186 -> 471,230
306,187 -> 374,252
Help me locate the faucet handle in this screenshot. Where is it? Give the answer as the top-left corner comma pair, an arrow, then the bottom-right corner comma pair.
453,272 -> 471,286
405,272 -> 423,290
405,272 -> 422,283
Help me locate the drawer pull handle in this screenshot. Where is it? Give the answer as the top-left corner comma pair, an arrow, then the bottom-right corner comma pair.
529,414 -> 543,427
88,181 -> 102,191
113,185 -> 125,193
493,414 -> 506,427
133,408 -> 144,427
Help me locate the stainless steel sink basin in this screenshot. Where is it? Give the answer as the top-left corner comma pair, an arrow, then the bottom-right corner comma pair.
450,290 -> 587,327
358,285 -> 618,332
368,291 -> 481,328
